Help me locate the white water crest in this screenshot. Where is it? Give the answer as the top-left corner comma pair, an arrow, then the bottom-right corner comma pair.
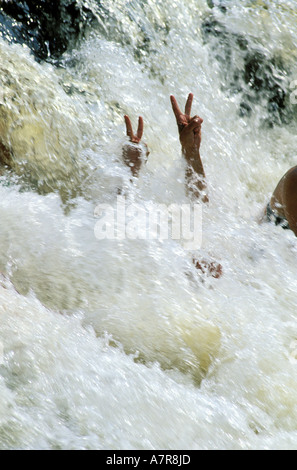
1,0 -> 297,449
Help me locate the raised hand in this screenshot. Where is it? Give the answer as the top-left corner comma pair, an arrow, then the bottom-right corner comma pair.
170,93 -> 208,202
170,93 -> 203,155
122,115 -> 149,177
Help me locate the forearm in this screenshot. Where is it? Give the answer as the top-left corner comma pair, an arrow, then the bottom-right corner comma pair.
182,146 -> 208,202
182,146 -> 205,177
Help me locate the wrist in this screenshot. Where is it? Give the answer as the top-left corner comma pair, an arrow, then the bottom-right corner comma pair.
182,146 -> 201,164
182,147 -> 205,176
181,141 -> 200,156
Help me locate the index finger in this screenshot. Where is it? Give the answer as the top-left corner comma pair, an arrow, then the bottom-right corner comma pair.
124,115 -> 134,140
170,95 -> 183,121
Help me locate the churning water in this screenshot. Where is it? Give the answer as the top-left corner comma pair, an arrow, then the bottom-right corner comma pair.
1,0 -> 297,450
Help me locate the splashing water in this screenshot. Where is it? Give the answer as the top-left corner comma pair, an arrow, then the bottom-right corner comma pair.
1,0 -> 297,449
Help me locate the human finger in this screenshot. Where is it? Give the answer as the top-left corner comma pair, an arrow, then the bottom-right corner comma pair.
124,115 -> 134,140
184,115 -> 203,134
137,116 -> 144,141
170,95 -> 183,122
185,93 -> 194,117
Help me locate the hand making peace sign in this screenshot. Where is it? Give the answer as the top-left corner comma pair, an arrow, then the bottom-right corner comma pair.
122,115 -> 149,177
170,93 -> 203,154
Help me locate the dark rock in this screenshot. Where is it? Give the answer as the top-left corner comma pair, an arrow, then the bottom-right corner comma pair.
239,101 -> 252,118
201,12 -> 291,126
0,141 -> 12,167
0,0 -> 96,61
206,0 -> 228,14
